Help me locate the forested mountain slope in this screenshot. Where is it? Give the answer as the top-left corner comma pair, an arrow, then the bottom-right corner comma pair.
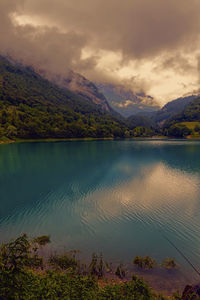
0,56 -> 127,139
153,95 -> 199,126
165,97 -> 200,126
43,70 -> 118,116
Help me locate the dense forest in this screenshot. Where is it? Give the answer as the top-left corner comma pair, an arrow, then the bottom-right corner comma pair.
0,56 -> 131,140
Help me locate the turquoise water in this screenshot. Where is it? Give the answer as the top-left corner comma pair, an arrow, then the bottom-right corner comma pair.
0,140 -> 200,283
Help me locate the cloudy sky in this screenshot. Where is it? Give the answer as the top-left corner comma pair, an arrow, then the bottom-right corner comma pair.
1,0 -> 200,105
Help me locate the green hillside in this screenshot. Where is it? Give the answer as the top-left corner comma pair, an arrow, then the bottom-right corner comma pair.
0,56 -> 128,140
164,97 -> 200,125
180,121 -> 200,130
163,97 -> 200,137
165,121 -> 200,138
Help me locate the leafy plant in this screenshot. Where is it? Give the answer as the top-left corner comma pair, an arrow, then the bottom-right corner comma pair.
34,235 -> 51,246
0,234 -> 43,271
0,234 -> 181,299
115,263 -> 126,279
48,251 -> 79,271
105,261 -> 113,273
162,258 -> 178,270
88,253 -> 106,278
97,253 -> 104,278
133,255 -> 156,270
99,276 -> 157,299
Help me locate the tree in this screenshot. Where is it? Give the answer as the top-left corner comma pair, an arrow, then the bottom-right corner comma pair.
5,125 -> 17,139
168,124 -> 191,138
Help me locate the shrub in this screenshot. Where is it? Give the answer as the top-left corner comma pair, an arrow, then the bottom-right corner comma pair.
115,263 -> 126,279
162,258 -> 178,270
0,234 -> 43,271
99,276 -> 155,299
34,235 -> 51,246
48,251 -> 79,271
168,124 -> 191,138
133,255 -> 156,270
88,253 -> 105,278
0,235 -> 170,299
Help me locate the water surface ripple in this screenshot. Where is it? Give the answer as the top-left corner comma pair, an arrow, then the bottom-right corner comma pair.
0,140 -> 200,281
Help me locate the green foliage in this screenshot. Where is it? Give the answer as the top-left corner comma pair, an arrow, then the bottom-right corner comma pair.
97,253 -> 104,278
132,126 -> 154,137
0,56 -> 130,140
0,235 -> 168,299
0,234 -> 43,272
105,261 -> 113,273
0,268 -> 99,300
48,251 -> 80,271
167,124 -> 192,138
133,255 -> 156,270
164,97 -> 200,131
0,56 -> 157,140
115,263 -> 126,279
182,97 -> 200,122
162,258 -> 178,270
99,276 -> 156,299
88,253 -> 105,278
88,253 -> 98,276
34,235 -> 51,246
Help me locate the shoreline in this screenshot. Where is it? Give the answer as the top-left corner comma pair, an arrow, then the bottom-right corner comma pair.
31,241 -> 199,297
1,135 -> 200,145
1,235 -> 198,298
0,137 -> 114,145
47,246 -> 199,297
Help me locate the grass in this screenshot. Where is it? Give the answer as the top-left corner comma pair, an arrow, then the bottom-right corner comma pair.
179,121 -> 200,130
180,122 -> 200,138
174,122 -> 200,138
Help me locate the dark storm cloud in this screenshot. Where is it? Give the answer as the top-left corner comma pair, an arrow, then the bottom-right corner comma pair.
0,0 -> 200,96
0,0 -> 92,75
154,54 -> 196,75
22,0 -> 200,59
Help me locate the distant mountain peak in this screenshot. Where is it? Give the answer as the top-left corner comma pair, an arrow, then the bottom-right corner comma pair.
96,83 -> 160,117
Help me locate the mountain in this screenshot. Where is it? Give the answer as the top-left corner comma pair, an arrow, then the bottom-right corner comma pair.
160,96 -> 200,137
153,95 -> 199,126
126,94 -> 200,135
0,56 -> 128,140
127,94 -> 199,128
164,96 -> 200,127
96,83 -> 159,117
2,55 -> 198,141
127,114 -> 156,129
38,70 -> 119,116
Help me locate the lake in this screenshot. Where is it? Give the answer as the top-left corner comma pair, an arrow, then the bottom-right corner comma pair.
0,139 -> 200,287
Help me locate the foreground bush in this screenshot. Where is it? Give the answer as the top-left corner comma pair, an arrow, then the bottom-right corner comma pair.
0,235 -> 184,299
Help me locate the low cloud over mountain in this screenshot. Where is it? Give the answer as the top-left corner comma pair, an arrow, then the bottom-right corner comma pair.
0,0 -> 200,105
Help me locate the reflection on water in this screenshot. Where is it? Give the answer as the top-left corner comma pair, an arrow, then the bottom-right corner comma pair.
0,140 -> 200,285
